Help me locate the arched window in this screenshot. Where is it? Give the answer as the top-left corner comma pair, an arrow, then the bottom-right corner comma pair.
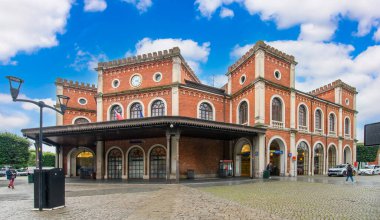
315,109 -> 322,132
238,101 -> 248,124
329,114 -> 335,134
151,100 -> 165,117
74,117 -> 90,124
345,118 -> 350,137
314,143 -> 324,175
110,105 -> 122,121
130,103 -> 143,119
272,97 -> 282,122
108,149 -> 122,179
298,105 -> 307,131
150,146 -> 166,179
199,102 -> 213,120
128,148 -> 144,179
297,141 -> 309,175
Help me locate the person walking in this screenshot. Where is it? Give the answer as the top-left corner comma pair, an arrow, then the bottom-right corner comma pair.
346,164 -> 354,183
266,162 -> 273,179
6,168 -> 16,189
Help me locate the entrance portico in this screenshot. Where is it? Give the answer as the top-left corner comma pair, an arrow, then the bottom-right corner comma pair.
22,116 -> 266,181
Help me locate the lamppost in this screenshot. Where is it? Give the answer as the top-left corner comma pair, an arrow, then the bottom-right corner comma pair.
6,76 -> 69,211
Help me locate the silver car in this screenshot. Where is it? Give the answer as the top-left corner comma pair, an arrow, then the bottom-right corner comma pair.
358,165 -> 380,175
328,164 -> 357,177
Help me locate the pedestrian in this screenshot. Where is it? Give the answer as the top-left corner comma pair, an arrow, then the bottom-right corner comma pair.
346,164 -> 354,183
6,168 -> 16,189
266,162 -> 273,178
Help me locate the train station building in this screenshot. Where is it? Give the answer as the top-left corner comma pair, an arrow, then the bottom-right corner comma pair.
22,41 -> 358,181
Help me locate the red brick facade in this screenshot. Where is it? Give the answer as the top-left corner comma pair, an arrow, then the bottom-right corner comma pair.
56,41 -> 358,180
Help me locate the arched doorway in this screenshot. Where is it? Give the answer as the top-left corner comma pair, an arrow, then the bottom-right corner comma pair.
108,149 -> 122,179
234,139 -> 252,177
76,151 -> 94,178
150,146 -> 166,179
314,143 -> 324,175
128,147 -> 144,179
328,145 -> 337,169
297,141 -> 309,175
268,138 -> 286,176
344,146 -> 352,164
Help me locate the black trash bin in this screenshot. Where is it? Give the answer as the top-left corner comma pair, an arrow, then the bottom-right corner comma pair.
263,170 -> 270,179
187,169 -> 194,179
28,173 -> 34,183
34,168 -> 65,209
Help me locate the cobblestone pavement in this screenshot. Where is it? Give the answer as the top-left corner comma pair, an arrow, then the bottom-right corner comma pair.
0,175 -> 379,220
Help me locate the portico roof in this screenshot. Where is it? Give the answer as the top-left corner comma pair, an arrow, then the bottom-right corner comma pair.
22,116 -> 266,147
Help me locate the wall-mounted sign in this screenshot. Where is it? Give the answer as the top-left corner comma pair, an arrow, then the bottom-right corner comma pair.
288,153 -> 292,157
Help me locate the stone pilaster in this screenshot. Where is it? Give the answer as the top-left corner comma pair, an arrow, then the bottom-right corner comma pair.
254,81 -> 265,124
255,49 -> 265,78
96,141 -> 105,180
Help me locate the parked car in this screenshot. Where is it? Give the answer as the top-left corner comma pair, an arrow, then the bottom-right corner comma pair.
16,168 -> 28,176
0,168 -> 6,177
328,164 -> 357,177
358,165 -> 380,175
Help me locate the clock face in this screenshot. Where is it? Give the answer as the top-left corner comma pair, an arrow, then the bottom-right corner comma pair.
131,75 -> 142,87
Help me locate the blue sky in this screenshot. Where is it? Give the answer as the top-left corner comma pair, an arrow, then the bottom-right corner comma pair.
1,0 -> 380,151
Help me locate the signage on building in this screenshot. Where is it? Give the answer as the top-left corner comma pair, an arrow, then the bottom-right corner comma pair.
270,150 -> 283,154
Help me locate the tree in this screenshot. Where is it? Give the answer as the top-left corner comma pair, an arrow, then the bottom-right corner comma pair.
357,144 -> 379,162
0,132 -> 30,168
28,149 -> 36,166
42,152 -> 56,167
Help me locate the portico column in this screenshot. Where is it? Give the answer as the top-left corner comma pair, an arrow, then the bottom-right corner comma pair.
255,133 -> 266,178
55,146 -> 59,168
170,131 -> 180,183
290,132 -> 296,177
338,139 -> 343,164
166,132 -> 171,181
96,140 -> 105,180
59,149 -> 63,168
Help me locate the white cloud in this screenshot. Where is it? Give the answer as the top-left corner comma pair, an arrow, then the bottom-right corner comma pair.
132,38 -> 211,73
202,74 -> 228,88
231,41 -> 380,141
70,48 -> 108,71
122,0 -> 152,13
0,0 -> 72,64
220,7 -> 234,18
195,0 -> 380,42
0,112 -> 30,129
84,0 -> 107,12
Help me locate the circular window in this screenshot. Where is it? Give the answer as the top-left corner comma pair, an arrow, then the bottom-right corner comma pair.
240,74 -> 246,85
274,70 -> 281,80
78,98 -> 87,105
112,79 -> 120,88
345,98 -> 349,105
130,74 -> 142,87
153,72 -> 162,82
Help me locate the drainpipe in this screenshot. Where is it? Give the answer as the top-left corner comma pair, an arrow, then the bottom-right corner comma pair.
325,102 -> 328,175
311,97 -> 314,175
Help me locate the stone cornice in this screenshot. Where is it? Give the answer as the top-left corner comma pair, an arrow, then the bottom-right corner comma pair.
309,79 -> 357,95
227,40 -> 297,75
55,78 -> 97,91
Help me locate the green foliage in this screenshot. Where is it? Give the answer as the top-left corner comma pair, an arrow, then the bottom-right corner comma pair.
42,152 -> 56,167
28,149 -> 36,166
0,132 -> 30,168
356,144 -> 379,162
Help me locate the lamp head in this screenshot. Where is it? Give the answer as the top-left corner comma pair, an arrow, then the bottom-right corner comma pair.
6,76 -> 23,100
57,95 -> 70,114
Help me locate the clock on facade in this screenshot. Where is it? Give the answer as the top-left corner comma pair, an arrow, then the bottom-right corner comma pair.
131,74 -> 142,87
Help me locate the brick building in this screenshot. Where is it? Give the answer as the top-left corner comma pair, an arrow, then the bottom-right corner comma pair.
22,41 -> 358,181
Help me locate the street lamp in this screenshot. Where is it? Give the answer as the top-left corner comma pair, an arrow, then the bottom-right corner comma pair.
6,76 -> 69,211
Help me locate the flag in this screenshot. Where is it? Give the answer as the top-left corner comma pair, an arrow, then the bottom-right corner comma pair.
139,110 -> 143,118
114,110 -> 123,120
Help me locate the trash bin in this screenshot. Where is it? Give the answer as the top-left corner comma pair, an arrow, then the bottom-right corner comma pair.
187,169 -> 194,179
28,173 -> 34,183
34,168 -> 65,209
263,170 -> 270,179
